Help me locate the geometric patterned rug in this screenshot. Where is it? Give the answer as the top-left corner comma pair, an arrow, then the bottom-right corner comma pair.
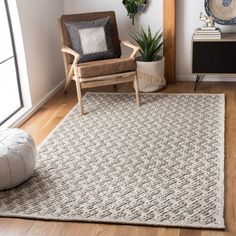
0,93 -> 225,229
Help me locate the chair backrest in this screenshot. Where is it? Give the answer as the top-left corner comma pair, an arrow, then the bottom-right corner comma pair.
59,11 -> 122,65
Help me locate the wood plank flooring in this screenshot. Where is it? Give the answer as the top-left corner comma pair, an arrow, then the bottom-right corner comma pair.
1,81 -> 236,236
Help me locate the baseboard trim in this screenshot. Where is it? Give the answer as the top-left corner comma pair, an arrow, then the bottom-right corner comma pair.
8,81 -> 65,128
177,75 -> 236,82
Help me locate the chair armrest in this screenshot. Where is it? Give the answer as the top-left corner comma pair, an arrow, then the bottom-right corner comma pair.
61,46 -> 80,63
61,46 -> 80,82
120,40 -> 140,59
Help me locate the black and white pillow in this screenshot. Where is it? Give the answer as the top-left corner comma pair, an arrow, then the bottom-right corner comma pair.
65,17 -> 117,62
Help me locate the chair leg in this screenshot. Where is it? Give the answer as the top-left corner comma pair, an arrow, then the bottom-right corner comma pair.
133,74 -> 140,106
64,79 -> 71,94
113,84 -> 117,92
64,70 -> 75,94
75,78 -> 84,116
64,65 -> 75,94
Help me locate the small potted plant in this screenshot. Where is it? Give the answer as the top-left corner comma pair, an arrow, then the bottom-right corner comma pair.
131,26 -> 166,92
122,0 -> 147,25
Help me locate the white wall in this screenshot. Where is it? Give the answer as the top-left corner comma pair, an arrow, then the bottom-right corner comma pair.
15,0 -> 163,112
177,0 -> 236,81
63,0 -> 163,56
64,0 -> 236,81
14,0 -> 236,112
16,0 -> 64,107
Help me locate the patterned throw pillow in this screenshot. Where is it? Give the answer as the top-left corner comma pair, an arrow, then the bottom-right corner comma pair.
65,17 -> 118,63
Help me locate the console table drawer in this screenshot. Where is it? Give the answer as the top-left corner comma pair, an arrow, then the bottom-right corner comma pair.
192,41 -> 236,74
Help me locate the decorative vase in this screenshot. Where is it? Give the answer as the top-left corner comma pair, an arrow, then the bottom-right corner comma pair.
137,4 -> 147,13
124,3 -> 147,13
136,57 -> 166,92
124,3 -> 147,25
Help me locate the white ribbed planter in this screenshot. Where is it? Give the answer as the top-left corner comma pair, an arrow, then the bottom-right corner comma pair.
136,57 -> 166,92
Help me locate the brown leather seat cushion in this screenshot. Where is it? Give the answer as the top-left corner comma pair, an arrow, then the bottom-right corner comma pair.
77,58 -> 136,78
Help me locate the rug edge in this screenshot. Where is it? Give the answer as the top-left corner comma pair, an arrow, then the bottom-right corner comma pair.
0,213 -> 226,229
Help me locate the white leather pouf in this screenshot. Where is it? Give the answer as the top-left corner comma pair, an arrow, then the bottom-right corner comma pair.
0,128 -> 36,190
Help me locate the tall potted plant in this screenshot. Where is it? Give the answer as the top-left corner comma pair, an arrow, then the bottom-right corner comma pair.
122,0 -> 147,25
131,26 -> 166,92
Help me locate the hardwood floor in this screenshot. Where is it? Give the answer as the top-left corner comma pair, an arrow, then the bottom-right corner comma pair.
1,81 -> 236,236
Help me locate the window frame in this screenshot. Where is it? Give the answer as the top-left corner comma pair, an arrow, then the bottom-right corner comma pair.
0,0 -> 23,125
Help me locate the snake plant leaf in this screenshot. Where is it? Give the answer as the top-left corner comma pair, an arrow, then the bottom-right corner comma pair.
130,25 -> 164,61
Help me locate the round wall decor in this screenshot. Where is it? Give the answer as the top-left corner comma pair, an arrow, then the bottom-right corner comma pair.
205,0 -> 236,24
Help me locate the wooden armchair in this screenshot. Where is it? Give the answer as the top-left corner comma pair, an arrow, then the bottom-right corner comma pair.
59,11 -> 140,116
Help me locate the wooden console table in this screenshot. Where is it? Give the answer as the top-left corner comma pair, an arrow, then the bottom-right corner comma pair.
192,33 -> 236,91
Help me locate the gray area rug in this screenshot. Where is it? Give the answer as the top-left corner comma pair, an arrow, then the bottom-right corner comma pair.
0,93 -> 225,229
